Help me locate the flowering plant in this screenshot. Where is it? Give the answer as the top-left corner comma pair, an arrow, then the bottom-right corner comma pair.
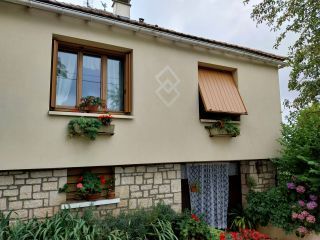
220,229 -> 270,240
287,177 -> 319,237
76,172 -> 102,196
79,96 -> 102,108
98,114 -> 113,126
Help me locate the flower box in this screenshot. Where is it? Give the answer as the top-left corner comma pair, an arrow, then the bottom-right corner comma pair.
98,124 -> 115,135
204,126 -> 237,137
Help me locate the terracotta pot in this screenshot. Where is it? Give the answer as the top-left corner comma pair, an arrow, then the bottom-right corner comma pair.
107,190 -> 116,199
87,105 -> 99,113
190,185 -> 198,193
85,193 -> 101,201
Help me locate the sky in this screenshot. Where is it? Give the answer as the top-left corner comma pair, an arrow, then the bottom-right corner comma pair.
58,0 -> 298,118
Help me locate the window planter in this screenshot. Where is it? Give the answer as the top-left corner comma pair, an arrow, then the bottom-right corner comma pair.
204,120 -> 240,137
85,193 -> 102,201
98,124 -> 115,135
204,126 -> 238,137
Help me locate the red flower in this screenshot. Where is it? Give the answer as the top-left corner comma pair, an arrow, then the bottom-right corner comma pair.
76,183 -> 83,189
78,176 -> 83,182
220,232 -> 226,240
100,176 -> 106,184
191,213 -> 200,222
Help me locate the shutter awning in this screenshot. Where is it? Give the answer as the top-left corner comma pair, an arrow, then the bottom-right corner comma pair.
198,68 -> 247,115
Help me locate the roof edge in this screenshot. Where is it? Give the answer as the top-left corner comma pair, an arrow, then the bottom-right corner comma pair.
4,0 -> 286,67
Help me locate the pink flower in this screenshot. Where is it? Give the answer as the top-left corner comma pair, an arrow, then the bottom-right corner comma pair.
301,211 -> 309,217
287,182 -> 296,189
298,200 -> 305,207
309,195 -> 318,201
297,214 -> 305,220
306,215 -> 316,224
297,226 -> 308,235
306,201 -> 318,210
76,183 -> 83,189
296,185 -> 306,194
292,212 -> 298,219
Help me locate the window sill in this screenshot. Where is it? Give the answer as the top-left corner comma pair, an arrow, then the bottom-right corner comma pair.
61,198 -> 120,209
200,119 -> 240,124
48,111 -> 134,119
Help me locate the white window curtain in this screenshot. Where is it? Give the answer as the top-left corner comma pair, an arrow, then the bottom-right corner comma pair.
186,163 -> 229,229
56,52 -> 77,106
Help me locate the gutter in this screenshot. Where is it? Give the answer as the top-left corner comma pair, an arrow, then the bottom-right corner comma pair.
4,0 -> 286,67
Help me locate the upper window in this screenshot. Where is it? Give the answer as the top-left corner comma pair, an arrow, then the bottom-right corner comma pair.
198,67 -> 247,120
51,40 -> 132,113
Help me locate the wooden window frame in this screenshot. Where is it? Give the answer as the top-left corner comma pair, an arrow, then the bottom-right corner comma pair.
50,40 -> 132,114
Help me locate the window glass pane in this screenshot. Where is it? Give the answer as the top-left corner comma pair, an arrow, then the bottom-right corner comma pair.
82,55 -> 101,98
107,59 -> 124,111
56,51 -> 77,106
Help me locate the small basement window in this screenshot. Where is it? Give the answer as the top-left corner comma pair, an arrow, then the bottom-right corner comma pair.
198,67 -> 247,121
66,167 -> 114,202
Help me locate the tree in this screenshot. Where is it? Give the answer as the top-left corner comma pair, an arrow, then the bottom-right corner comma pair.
274,103 -> 320,191
244,0 -> 320,109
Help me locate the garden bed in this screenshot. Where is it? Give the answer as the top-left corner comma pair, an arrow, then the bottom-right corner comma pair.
258,225 -> 320,240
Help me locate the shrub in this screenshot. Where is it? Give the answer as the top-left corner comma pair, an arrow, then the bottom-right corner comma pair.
274,103 -> 320,191
0,204 -> 220,240
245,187 -> 293,232
173,211 -> 213,240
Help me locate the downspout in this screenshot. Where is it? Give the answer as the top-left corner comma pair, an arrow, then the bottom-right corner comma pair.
3,0 -> 285,67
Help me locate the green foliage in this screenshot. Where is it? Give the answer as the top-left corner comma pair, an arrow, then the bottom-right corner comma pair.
245,187 -> 296,233
246,176 -> 257,190
58,183 -> 69,193
0,204 -> 220,240
68,117 -> 102,140
0,210 -> 100,240
228,207 -> 254,231
79,96 -> 102,108
149,220 -> 178,240
207,119 -> 240,137
223,121 -> 240,137
274,104 -> 320,191
80,172 -> 102,195
244,0 -> 320,108
173,211 -> 213,240
98,203 -> 179,240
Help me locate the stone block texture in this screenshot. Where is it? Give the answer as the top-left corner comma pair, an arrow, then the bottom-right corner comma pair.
0,164 -> 182,220
240,160 -> 276,205
114,164 -> 182,214
0,169 -> 67,220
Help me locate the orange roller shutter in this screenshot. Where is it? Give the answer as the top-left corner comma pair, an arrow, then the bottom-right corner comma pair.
198,68 -> 247,115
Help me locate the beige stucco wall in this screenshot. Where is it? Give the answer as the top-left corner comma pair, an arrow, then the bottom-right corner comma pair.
0,2 -> 282,170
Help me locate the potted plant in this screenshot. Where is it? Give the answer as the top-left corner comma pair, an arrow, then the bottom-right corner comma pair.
76,172 -> 103,201
68,117 -> 102,140
190,182 -> 201,193
105,177 -> 115,199
98,113 -> 115,135
79,96 -> 103,112
205,119 -> 240,137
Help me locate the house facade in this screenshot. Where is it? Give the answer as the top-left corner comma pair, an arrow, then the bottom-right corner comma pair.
0,0 -> 284,226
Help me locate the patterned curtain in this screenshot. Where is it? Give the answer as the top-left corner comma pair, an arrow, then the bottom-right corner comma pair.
186,163 -> 229,229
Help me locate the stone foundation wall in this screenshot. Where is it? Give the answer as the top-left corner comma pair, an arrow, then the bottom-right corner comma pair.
240,160 -> 276,204
0,169 -> 67,220
114,164 -> 182,214
0,163 -> 182,220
